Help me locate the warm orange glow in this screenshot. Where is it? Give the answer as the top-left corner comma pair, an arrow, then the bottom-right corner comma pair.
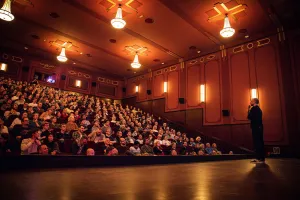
75,80 -> 81,87
200,84 -> 205,102
163,82 -> 167,93
251,88 -> 257,99
135,85 -> 139,93
0,63 -> 7,71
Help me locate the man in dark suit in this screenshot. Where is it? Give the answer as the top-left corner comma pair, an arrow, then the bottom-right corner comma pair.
247,98 -> 265,163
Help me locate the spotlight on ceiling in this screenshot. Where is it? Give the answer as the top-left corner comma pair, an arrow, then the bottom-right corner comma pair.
220,15 -> 235,38
57,47 -> 68,62
131,53 -> 141,69
111,5 -> 126,29
0,0 -> 14,22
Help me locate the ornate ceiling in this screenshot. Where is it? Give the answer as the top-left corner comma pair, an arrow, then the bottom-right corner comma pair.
0,0 -> 297,80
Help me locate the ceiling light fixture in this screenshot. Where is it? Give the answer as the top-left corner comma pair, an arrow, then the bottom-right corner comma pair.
131,53 -> 141,69
57,47 -> 68,62
220,15 -> 235,38
111,4 -> 126,29
0,0 -> 14,21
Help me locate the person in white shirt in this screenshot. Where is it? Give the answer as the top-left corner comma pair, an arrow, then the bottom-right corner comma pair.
21,129 -> 41,155
162,135 -> 171,146
154,134 -> 163,145
129,141 -> 141,155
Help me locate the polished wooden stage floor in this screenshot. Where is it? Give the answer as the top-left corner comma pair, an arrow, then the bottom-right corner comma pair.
1,158 -> 300,200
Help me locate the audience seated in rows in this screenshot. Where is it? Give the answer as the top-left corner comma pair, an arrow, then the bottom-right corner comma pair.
0,77 -> 229,156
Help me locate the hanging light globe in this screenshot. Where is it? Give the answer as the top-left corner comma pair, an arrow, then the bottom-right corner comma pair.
0,0 -> 14,21
220,15 -> 235,38
111,5 -> 126,29
131,53 -> 141,69
57,47 -> 68,62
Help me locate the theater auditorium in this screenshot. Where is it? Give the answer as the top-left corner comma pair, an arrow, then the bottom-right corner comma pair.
0,0 -> 300,199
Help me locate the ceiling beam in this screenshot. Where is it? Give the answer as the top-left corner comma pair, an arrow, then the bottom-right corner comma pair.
158,0 -> 222,46
62,0 -> 183,59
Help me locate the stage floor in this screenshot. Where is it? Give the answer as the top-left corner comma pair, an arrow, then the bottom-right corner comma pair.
1,158 -> 300,200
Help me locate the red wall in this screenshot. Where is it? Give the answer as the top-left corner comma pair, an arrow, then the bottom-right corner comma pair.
124,33 -> 300,153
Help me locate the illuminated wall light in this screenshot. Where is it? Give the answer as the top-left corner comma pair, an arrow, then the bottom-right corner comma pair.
135,85 -> 139,93
251,88 -> 257,99
163,81 -> 168,93
1,63 -> 7,71
75,80 -> 81,87
200,84 -> 205,102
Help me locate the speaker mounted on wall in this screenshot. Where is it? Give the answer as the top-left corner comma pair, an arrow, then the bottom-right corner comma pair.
92,82 -> 97,87
122,87 -> 126,93
147,90 -> 152,95
22,66 -> 29,72
178,98 -> 185,104
222,110 -> 230,117
61,75 -> 66,80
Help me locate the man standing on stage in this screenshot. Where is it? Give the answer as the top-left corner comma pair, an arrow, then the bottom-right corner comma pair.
247,98 -> 265,163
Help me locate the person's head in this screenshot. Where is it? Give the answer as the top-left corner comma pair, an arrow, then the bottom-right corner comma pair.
104,138 -> 111,146
120,137 -> 126,146
107,148 -> 118,156
33,113 -> 39,120
206,143 -> 211,148
199,143 -> 205,150
198,150 -> 204,156
38,145 -> 49,155
79,125 -> 85,133
127,131 -> 132,137
22,117 -> 29,126
51,117 -> 57,123
138,134 -> 143,140
250,98 -> 259,106
190,138 -> 194,142
134,141 -> 140,149
171,142 -> 176,149
86,148 -> 95,156
229,151 -> 233,155
43,122 -> 50,130
30,128 -> 39,139
47,134 -> 54,142
196,136 -> 201,142
105,129 -> 111,136
61,124 -> 66,132
212,143 -> 217,148
183,141 -> 187,147
171,150 -> 177,156
117,131 -> 122,137
144,138 -> 150,145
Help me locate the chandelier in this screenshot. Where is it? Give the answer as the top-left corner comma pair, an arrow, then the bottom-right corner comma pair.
111,5 -> 126,29
57,47 -> 68,62
0,0 -> 14,21
220,15 -> 235,38
131,53 -> 141,69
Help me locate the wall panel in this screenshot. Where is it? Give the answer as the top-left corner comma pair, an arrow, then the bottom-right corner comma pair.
138,78 -> 148,101
255,45 -> 283,142
204,60 -> 222,124
229,52 -> 251,123
186,65 -> 200,108
152,74 -> 164,98
166,70 -> 179,111
126,79 -> 136,97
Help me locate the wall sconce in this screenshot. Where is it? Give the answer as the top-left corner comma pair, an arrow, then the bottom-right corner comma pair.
200,84 -> 205,102
0,63 -> 7,71
75,80 -> 81,87
163,81 -> 168,93
251,88 -> 257,99
135,85 -> 139,93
